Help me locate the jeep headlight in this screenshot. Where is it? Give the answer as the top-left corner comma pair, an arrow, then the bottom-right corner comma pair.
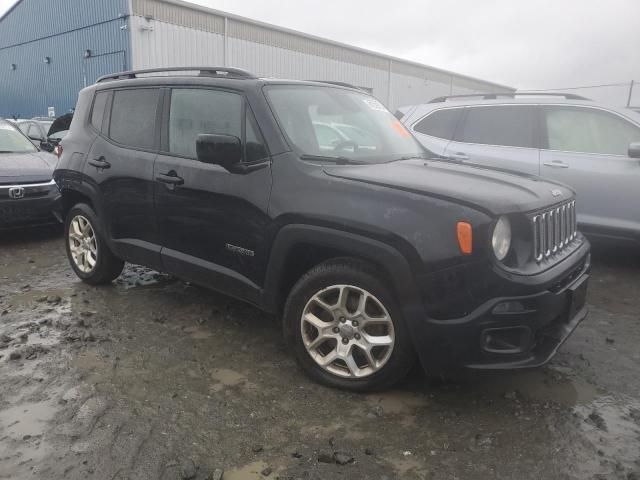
492,216 -> 512,261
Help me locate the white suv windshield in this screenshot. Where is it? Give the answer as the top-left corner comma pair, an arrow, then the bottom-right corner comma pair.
266,85 -> 427,164
0,123 -> 38,153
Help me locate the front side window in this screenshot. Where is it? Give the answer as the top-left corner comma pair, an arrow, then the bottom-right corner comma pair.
413,108 -> 463,140
0,122 -> 38,153
266,85 -> 426,164
544,107 -> 640,156
456,105 -> 536,148
169,88 -> 242,159
109,88 -> 159,150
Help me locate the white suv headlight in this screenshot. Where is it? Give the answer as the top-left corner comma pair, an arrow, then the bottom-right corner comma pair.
492,216 -> 512,261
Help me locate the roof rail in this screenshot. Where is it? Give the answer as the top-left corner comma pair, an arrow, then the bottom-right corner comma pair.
96,66 -> 256,83
306,80 -> 362,90
428,92 -> 590,103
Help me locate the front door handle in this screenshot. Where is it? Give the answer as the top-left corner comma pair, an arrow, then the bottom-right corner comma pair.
156,172 -> 184,186
449,152 -> 469,161
543,160 -> 569,169
88,157 -> 111,169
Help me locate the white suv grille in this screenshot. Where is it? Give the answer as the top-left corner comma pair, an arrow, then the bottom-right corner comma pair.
532,201 -> 577,262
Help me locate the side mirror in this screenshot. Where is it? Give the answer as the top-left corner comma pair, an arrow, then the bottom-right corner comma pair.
196,134 -> 242,172
629,142 -> 640,159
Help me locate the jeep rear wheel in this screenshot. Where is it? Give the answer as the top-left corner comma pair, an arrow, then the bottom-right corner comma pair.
284,259 -> 415,391
65,204 -> 124,285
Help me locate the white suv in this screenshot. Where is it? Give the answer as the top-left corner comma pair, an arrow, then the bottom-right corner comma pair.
399,93 -> 640,245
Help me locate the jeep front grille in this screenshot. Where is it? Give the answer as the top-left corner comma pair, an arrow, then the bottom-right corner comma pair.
532,200 -> 577,262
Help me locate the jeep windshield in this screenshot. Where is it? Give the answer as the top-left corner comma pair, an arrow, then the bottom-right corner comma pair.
0,122 -> 38,153
265,85 -> 428,164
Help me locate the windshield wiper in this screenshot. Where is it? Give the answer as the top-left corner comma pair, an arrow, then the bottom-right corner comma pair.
300,154 -> 365,165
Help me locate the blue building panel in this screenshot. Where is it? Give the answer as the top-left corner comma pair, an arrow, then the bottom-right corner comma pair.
0,0 -> 130,118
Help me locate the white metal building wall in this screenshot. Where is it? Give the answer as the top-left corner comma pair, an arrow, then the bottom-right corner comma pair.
129,0 -> 513,110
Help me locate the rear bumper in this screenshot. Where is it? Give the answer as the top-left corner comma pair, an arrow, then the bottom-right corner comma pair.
413,250 -> 590,373
0,190 -> 62,229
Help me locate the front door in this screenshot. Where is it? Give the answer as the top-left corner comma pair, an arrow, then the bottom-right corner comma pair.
540,105 -> 640,237
154,87 -> 272,303
85,87 -> 162,268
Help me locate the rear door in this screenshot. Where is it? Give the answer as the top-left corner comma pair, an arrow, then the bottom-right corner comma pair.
84,87 -> 162,268
540,105 -> 640,236
154,87 -> 272,302
443,105 -> 541,175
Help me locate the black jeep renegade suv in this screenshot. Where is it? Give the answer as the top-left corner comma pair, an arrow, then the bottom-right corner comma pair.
54,67 -> 590,391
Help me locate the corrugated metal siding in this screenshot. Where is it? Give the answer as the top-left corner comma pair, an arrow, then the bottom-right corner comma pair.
0,0 -> 129,118
131,0 -> 224,34
228,20 -> 389,71
390,73 -> 452,110
0,0 -> 128,49
130,16 -> 225,70
229,37 -> 390,98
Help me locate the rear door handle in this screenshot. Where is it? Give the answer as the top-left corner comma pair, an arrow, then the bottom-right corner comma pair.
156,172 -> 184,186
449,152 -> 469,161
88,157 -> 111,169
543,161 -> 569,169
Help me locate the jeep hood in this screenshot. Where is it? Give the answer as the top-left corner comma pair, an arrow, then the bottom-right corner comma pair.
0,151 -> 56,185
323,158 -> 574,215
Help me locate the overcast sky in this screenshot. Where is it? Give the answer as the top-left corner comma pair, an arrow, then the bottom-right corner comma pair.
1,0 -> 639,92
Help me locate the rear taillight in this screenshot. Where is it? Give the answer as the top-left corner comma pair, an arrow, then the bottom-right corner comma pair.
54,145 -> 63,159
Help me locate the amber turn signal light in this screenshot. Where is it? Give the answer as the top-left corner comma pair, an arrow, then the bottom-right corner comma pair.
457,222 -> 473,255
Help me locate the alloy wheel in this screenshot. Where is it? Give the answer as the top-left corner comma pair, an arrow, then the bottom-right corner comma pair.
68,215 -> 98,273
301,284 -> 395,378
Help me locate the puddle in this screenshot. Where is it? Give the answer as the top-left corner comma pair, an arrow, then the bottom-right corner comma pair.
0,400 -> 58,438
570,395 -> 640,478
471,369 -> 600,406
383,452 -> 428,478
224,460 -> 270,480
7,288 -> 72,309
299,421 -> 343,439
183,325 -> 213,340
364,390 -> 429,415
210,368 -> 251,392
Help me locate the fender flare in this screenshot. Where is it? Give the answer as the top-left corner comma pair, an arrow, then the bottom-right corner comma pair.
261,224 -> 423,317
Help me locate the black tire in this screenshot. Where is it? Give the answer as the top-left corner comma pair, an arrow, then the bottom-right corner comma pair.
64,203 -> 124,285
283,258 -> 416,392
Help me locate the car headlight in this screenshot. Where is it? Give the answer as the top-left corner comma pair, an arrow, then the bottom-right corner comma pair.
492,216 -> 512,261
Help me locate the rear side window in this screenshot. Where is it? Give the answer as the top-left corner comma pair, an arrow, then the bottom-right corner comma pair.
109,89 -> 159,150
544,106 -> 640,156
90,91 -> 109,132
413,108 -> 462,140
169,88 -> 242,159
456,105 -> 536,148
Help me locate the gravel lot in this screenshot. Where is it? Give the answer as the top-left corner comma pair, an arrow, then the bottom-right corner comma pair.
1,227 -> 639,480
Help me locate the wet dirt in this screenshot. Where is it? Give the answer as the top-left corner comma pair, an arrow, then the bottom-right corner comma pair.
1,227 -> 639,479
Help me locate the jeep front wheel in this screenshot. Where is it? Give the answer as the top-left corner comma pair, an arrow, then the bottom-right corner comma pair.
283,259 -> 415,391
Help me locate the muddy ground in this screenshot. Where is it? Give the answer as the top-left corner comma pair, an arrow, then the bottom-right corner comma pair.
0,227 -> 639,480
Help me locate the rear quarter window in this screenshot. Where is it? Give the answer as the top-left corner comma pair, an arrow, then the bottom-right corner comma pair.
413,108 -> 463,140
90,91 -> 109,132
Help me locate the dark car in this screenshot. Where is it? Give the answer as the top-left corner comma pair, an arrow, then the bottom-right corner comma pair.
54,67 -> 590,391
0,119 -> 62,228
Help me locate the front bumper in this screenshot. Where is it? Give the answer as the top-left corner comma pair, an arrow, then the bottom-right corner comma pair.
415,251 -> 590,372
0,180 -> 62,228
